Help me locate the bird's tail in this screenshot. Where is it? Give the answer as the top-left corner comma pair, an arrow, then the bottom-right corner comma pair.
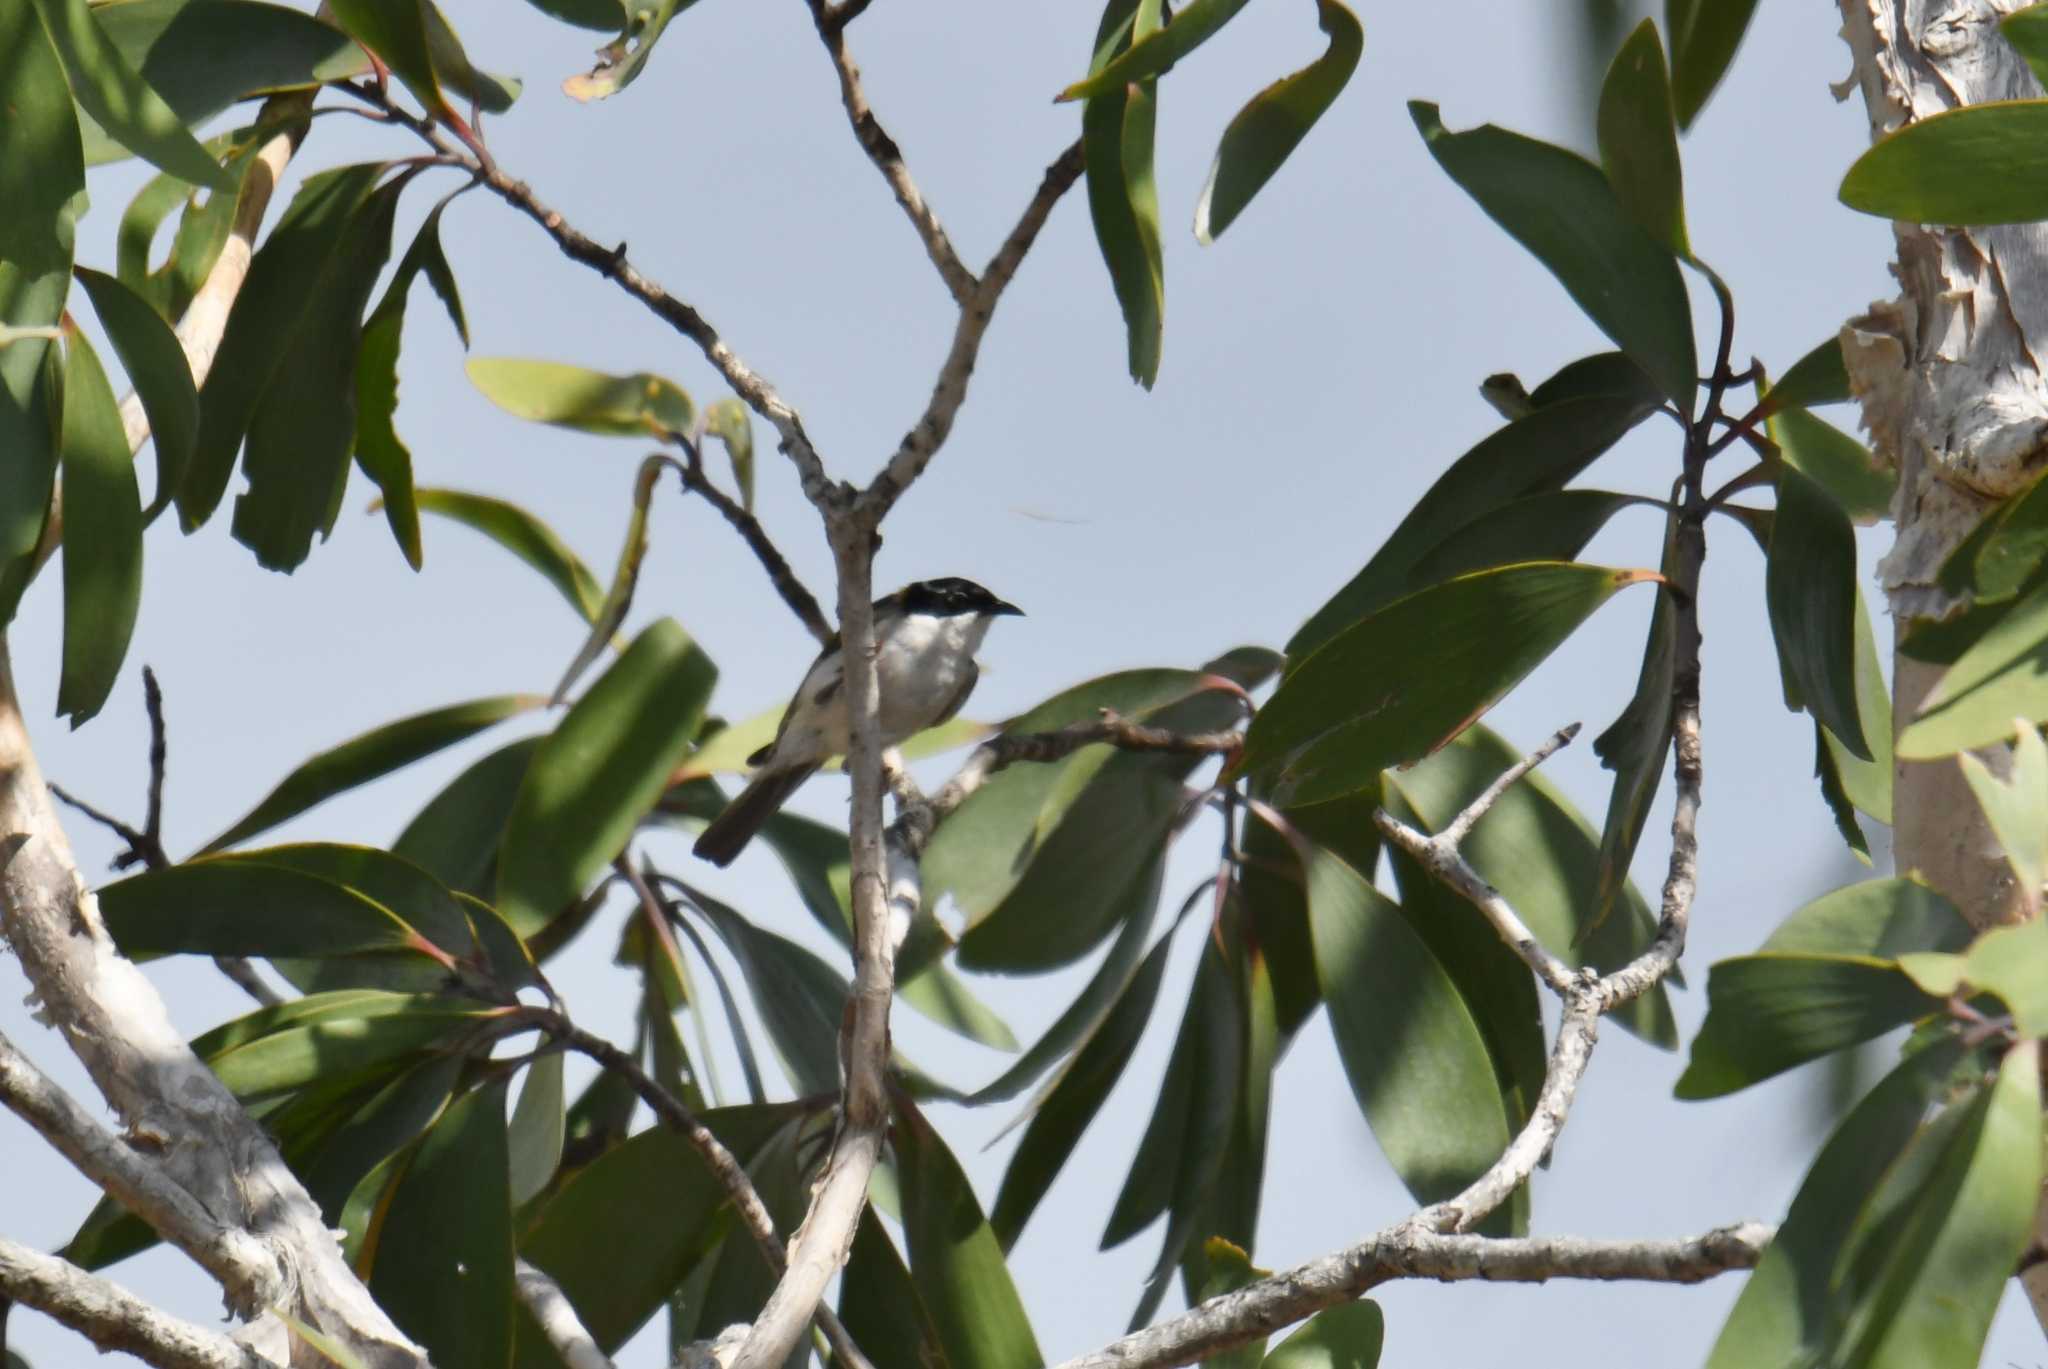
692,764 -> 820,867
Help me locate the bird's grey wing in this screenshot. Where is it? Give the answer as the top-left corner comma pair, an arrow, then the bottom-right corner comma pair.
931,659 -> 981,729
749,646 -> 844,767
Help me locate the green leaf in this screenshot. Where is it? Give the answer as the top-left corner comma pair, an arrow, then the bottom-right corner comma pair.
115,131 -> 241,322
497,619 -> 715,935
1770,406 -> 1893,525
559,0 -> 705,101
364,1080 -> 513,1369
99,857 -> 426,960
393,734 -> 542,897
552,454 -> 664,705
701,397 -> 752,512
1263,1300 -> 1384,1368
295,1053 -> 463,1223
1407,489 -> 1649,586
327,0 -> 447,120
1192,1239 -> 1267,1369
1677,957 -> 1940,1099
837,1210 -> 953,1369
414,487 -> 605,624
1411,102 -> 1696,411
519,0 -> 622,29
1596,20 -> 1688,257
507,1053 -> 564,1207
688,888 -> 848,1097
1308,851 -> 1514,1222
1959,719 -> 2048,915
230,176 -> 406,570
894,1094 -> 1044,1369
516,1105 -> 796,1355
664,1117 -> 811,1361
1767,465 -> 1869,758
72,266 -> 197,520
990,920 -> 1177,1248
1062,0 -> 1253,100
1825,588 -> 1893,830
201,995 -> 492,1100
1897,574 -> 2048,756
1703,1036 -> 1970,1369
1249,563 -> 1652,806
421,3 -> 521,114
1759,337 -> 1852,417
1193,0 -> 1361,244
1387,725 -> 1678,1047
1592,511 -> 1679,919
466,357 -> 694,438
1526,350 -> 1665,409
1286,395 -> 1658,659
2007,4 -> 2048,88
1083,37 -> 1165,388
54,327 -> 143,726
85,1 -> 359,166
0,0 -> 78,614
1665,0 -> 1761,127
1902,917 -> 2048,1037
184,163 -> 384,533
1957,461 -> 2048,604
28,0 -> 234,189
1842,101 -> 2048,225
203,694 -> 541,853
1829,1041 -> 2042,1369
357,198 -> 465,570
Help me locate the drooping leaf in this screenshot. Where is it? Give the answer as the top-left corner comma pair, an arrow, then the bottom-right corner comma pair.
414,487 -> 605,624
1770,406 -> 1893,525
1767,464 -> 1870,758
1062,0 -> 1253,100
497,619 -> 715,935
1957,719 -> 2048,917
392,734 -> 542,897
326,0 -> 448,120
1596,19 -> 1688,256
1248,563 -> 1653,806
837,1211 -> 951,1369
203,694 -> 541,853
553,454 -> 664,705
664,1117 -> 812,1362
701,397 -> 752,512
1897,575 -> 2048,756
1307,850 -> 1515,1225
364,1079 -> 513,1369
1193,0 -> 1361,244
1263,1300 -> 1384,1368
686,888 -> 847,1097
1287,395 -> 1658,659
1665,0 -> 1761,127
1900,916 -> 2048,1038
72,266 -> 197,519
420,3 -> 521,114
894,1094 -> 1045,1369
54,327 -> 143,727
1082,9 -> 1165,389
1841,101 -> 2048,225
467,357 -> 694,438
559,0 -> 705,101
1823,587 -> 1892,836
28,0 -> 234,189
115,126 -> 249,323
1411,102 -> 1696,411
507,1052 -> 565,1207
1592,510 -> 1679,918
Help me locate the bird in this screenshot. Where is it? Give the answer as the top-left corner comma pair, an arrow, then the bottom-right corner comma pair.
692,577 -> 1023,866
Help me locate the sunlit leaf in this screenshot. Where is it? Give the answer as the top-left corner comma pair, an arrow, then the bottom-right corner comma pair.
467,357 -> 693,438
1770,407 -> 1892,526
1841,100 -> 2048,224
414,486 -> 605,624
55,327 -> 143,726
1062,0 -> 1253,100
1264,1300 -> 1384,1368
1082,6 -> 1165,389
1898,575 -> 2048,756
701,397 -> 752,511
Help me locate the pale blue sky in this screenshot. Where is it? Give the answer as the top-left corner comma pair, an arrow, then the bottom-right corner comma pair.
6,1 -> 2039,1365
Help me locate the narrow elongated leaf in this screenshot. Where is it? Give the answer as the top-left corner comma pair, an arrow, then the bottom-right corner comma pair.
1287,395 -> 1657,658
1703,1036 -> 1969,1369
1761,878 -> 1971,959
497,620 -> 715,935
203,694 -> 541,853
55,328 -> 144,726
1062,0 -> 1253,100
357,199 -> 465,569
72,266 -> 197,518
467,358 -> 693,438
366,1079 -> 513,1368
116,129 -> 243,322
895,1095 -> 1044,1369
1308,851 -> 1513,1222
393,735 -> 542,896
837,1211 -> 950,1369
689,890 -> 847,1097
1412,102 -> 1696,411
421,3 -> 521,114
1666,0 -> 1761,127
701,396 -> 753,511
1249,563 -> 1652,806
99,858 -> 423,960
414,487 -> 604,624
208,1002 -> 490,1100
1843,102 -> 2048,224
1676,958 -> 1942,1099
1830,1042 -> 2042,1369
28,0 -> 233,189
1902,916 -> 2048,1037
507,1053 -> 564,1206
327,0 -> 447,119
184,163 -> 384,531
1770,406 -> 1892,525
1264,1301 -> 1384,1368
0,0 -> 78,614
1407,490 -> 1647,586
1194,0 -> 1361,244
2006,5 -> 2048,88
1759,337 -> 1851,416
1898,575 -> 2048,756
1959,720 -> 2048,916
1597,20 -> 1687,256
1593,511 -> 1678,916
1767,465 -> 1869,758
1960,461 -> 2048,604
1824,588 -> 1892,833
553,454 -> 663,705
1083,47 -> 1164,387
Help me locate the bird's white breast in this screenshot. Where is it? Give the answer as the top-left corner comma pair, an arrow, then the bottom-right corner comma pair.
765,611 -> 992,767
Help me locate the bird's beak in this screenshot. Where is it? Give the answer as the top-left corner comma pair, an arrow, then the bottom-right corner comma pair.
991,599 -> 1025,618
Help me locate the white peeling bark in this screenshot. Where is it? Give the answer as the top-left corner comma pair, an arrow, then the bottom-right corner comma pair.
1836,0 -> 2048,1333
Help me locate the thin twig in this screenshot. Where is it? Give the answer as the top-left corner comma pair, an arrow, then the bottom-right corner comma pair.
676,450 -> 832,645
805,0 -> 975,304
140,666 -> 166,860
0,1238 -> 277,1369
514,1259 -> 615,1369
45,784 -> 157,871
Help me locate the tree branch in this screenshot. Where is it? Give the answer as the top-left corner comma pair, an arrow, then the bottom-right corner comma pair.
676,449 -> 832,645
0,1238 -> 277,1369
805,0 -> 975,304
1051,1222 -> 1773,1369
515,1259 -> 615,1369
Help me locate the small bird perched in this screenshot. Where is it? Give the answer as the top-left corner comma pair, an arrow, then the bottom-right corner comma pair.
692,577 -> 1023,866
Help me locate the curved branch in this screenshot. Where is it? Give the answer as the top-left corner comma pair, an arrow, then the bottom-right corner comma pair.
0,1238 -> 277,1369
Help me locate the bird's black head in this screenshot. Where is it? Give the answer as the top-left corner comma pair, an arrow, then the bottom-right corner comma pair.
898,577 -> 1024,619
